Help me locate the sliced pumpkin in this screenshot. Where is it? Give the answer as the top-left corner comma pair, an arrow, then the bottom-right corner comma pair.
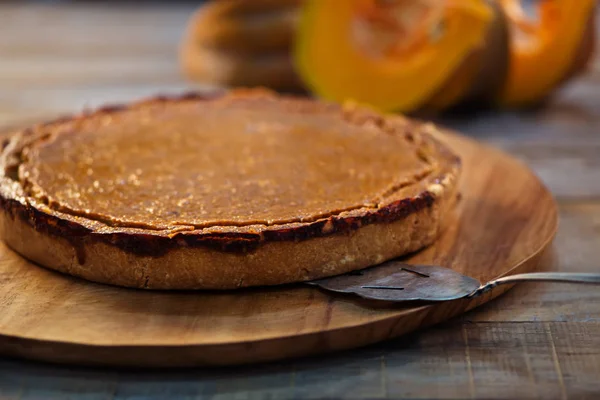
426,0 -> 509,110
498,0 -> 596,107
294,0 -> 495,113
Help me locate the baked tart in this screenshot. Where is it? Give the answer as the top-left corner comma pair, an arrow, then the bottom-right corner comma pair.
0,89 -> 460,289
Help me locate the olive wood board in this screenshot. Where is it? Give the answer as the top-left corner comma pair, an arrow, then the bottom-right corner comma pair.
0,130 -> 558,368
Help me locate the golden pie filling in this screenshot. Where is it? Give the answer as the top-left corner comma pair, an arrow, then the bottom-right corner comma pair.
16,93 -> 438,234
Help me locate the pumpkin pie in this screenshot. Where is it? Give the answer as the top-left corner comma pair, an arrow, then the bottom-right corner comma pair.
0,89 -> 460,289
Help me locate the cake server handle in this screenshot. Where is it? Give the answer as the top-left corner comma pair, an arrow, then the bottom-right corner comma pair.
469,272 -> 600,297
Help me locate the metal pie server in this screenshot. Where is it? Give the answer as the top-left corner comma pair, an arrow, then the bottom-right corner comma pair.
306,261 -> 600,302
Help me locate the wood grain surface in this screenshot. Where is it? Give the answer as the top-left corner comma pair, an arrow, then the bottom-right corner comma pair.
0,130 -> 557,367
0,2 -> 599,399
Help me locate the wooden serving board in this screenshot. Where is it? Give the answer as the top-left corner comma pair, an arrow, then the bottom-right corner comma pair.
0,131 -> 557,368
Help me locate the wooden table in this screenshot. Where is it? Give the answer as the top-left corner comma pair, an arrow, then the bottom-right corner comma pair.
1,3 -> 599,399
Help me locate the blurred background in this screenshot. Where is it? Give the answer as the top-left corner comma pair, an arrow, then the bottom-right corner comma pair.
1,1 -> 209,125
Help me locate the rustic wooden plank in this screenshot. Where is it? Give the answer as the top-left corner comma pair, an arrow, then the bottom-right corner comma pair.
0,360 -> 116,400
2,322 -> 600,399
503,144 -> 600,199
0,3 -> 196,47
0,58 -> 183,87
328,322 -> 600,400
383,326 -> 473,399
0,3 -> 196,89
0,83 -> 220,128
551,323 -> 600,399
0,379 -> 22,400
464,322 -> 568,400
291,353 -> 385,399
113,381 -> 203,400
440,64 -> 600,146
0,85 -> 187,118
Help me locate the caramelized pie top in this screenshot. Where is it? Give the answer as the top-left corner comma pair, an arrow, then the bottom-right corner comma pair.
16,92 -> 437,232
